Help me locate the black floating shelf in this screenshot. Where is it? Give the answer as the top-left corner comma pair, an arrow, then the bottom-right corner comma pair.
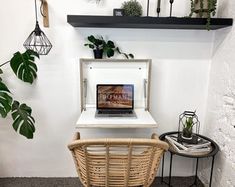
67,15 -> 233,30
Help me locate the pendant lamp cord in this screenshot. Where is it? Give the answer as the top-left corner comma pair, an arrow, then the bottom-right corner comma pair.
34,0 -> 38,22
35,0 -> 46,22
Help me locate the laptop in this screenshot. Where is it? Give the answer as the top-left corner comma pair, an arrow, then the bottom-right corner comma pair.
95,84 -> 137,118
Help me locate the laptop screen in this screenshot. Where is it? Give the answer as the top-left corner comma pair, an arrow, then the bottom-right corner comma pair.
96,84 -> 134,110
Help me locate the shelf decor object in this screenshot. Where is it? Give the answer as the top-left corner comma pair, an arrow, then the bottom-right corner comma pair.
177,111 -> 200,144
24,0 -> 52,55
157,0 -> 161,17
169,0 -> 174,17
189,0 -> 217,30
67,15 -> 233,30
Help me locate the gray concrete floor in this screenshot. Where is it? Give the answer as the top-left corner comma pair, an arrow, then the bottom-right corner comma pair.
0,177 -> 204,187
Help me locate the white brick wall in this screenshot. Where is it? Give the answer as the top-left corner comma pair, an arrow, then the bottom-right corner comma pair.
199,0 -> 235,186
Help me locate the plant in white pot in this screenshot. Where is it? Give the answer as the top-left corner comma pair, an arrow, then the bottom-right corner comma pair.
189,0 -> 217,30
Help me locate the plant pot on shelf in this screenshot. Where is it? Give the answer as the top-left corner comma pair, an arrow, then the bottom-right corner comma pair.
182,128 -> 193,139
93,49 -> 103,59
193,0 -> 216,17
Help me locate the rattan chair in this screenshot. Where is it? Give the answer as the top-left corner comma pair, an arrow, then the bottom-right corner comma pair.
68,132 -> 169,187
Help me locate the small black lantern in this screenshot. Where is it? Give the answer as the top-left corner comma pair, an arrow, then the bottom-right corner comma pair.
24,0 -> 52,55
178,111 -> 200,144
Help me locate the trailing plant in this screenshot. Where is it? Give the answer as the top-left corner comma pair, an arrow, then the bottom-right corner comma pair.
122,0 -> 143,17
0,50 -> 39,139
189,0 -> 217,30
84,35 -> 134,59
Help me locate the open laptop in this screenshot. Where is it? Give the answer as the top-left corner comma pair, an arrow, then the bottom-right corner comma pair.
95,84 -> 137,118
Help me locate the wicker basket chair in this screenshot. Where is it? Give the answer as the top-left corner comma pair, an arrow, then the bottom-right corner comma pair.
68,132 -> 169,187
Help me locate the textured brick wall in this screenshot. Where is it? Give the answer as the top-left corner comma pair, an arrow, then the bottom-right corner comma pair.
199,0 -> 235,186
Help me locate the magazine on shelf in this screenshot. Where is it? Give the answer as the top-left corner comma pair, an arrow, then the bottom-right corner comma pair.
165,135 -> 212,155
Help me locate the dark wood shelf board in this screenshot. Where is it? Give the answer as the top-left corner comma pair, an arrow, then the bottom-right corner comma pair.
67,15 -> 233,30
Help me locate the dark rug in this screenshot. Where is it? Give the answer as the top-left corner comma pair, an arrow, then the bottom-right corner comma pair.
0,177 -> 204,187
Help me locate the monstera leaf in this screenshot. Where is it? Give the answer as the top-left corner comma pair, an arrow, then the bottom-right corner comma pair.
11,101 -> 35,139
10,50 -> 39,84
0,80 -> 13,118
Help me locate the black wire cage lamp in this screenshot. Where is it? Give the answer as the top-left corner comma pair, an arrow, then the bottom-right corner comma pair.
24,0 -> 52,55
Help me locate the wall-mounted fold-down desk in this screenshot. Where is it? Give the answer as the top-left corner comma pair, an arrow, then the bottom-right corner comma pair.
76,59 -> 157,129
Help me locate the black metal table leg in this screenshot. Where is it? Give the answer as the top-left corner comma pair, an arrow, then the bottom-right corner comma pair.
209,156 -> 215,187
161,153 -> 165,183
190,158 -> 199,187
169,152 -> 173,187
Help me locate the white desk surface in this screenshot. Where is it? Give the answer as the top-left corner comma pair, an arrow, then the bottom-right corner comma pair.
76,108 -> 157,128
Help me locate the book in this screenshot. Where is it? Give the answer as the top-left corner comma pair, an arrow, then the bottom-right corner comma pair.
165,135 -> 212,155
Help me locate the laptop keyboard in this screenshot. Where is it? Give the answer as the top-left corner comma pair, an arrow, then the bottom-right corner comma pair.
98,111 -> 133,114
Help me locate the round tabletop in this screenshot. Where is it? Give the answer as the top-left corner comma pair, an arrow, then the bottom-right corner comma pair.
159,131 -> 219,158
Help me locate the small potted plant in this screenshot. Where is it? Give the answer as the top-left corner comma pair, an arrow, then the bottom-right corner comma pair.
189,0 -> 217,30
84,35 -> 134,59
182,117 -> 194,139
84,35 -> 105,59
121,0 -> 143,17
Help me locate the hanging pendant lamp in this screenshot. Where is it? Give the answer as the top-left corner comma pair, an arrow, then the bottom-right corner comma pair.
24,0 -> 52,55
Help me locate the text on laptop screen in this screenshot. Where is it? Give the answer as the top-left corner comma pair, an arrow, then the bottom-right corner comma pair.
97,85 -> 134,109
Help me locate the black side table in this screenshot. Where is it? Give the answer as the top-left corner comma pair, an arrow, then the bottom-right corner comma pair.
159,131 -> 219,187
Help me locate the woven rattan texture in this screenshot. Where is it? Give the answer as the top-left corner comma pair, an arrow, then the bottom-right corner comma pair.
68,133 -> 169,187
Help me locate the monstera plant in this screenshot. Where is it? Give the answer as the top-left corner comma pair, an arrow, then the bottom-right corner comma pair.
0,50 -> 39,139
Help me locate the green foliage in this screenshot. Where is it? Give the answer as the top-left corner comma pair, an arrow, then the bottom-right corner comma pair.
122,0 -> 143,17
0,80 -> 12,118
189,0 -> 217,30
184,117 -> 194,130
0,49 -> 39,139
10,50 -> 39,84
11,101 -> 35,139
84,35 -> 104,50
84,35 -> 134,59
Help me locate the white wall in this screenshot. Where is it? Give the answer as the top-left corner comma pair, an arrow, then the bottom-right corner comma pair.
0,0 -> 215,177
199,0 -> 235,186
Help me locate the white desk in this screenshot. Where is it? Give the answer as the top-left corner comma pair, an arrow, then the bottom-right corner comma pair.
76,108 -> 157,128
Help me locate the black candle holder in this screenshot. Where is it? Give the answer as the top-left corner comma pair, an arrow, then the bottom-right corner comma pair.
147,0 -> 150,16
169,0 -> 174,17
157,7 -> 160,17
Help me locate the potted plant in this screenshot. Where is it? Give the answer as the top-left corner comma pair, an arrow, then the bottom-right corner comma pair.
84,35 -> 134,59
84,35 -> 105,59
189,0 -> 217,30
121,0 -> 143,17
182,117 -> 194,139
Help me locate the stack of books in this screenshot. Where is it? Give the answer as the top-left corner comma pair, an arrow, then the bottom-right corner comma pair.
165,135 -> 212,155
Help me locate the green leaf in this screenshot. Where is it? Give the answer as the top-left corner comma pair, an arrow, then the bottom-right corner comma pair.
107,49 -> 114,58
107,40 -> 115,48
123,53 -> 129,59
116,47 -> 121,54
84,44 -> 95,49
11,101 -> 35,139
129,54 -> 134,59
10,50 -> 39,84
0,80 -> 13,118
88,35 -> 96,43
